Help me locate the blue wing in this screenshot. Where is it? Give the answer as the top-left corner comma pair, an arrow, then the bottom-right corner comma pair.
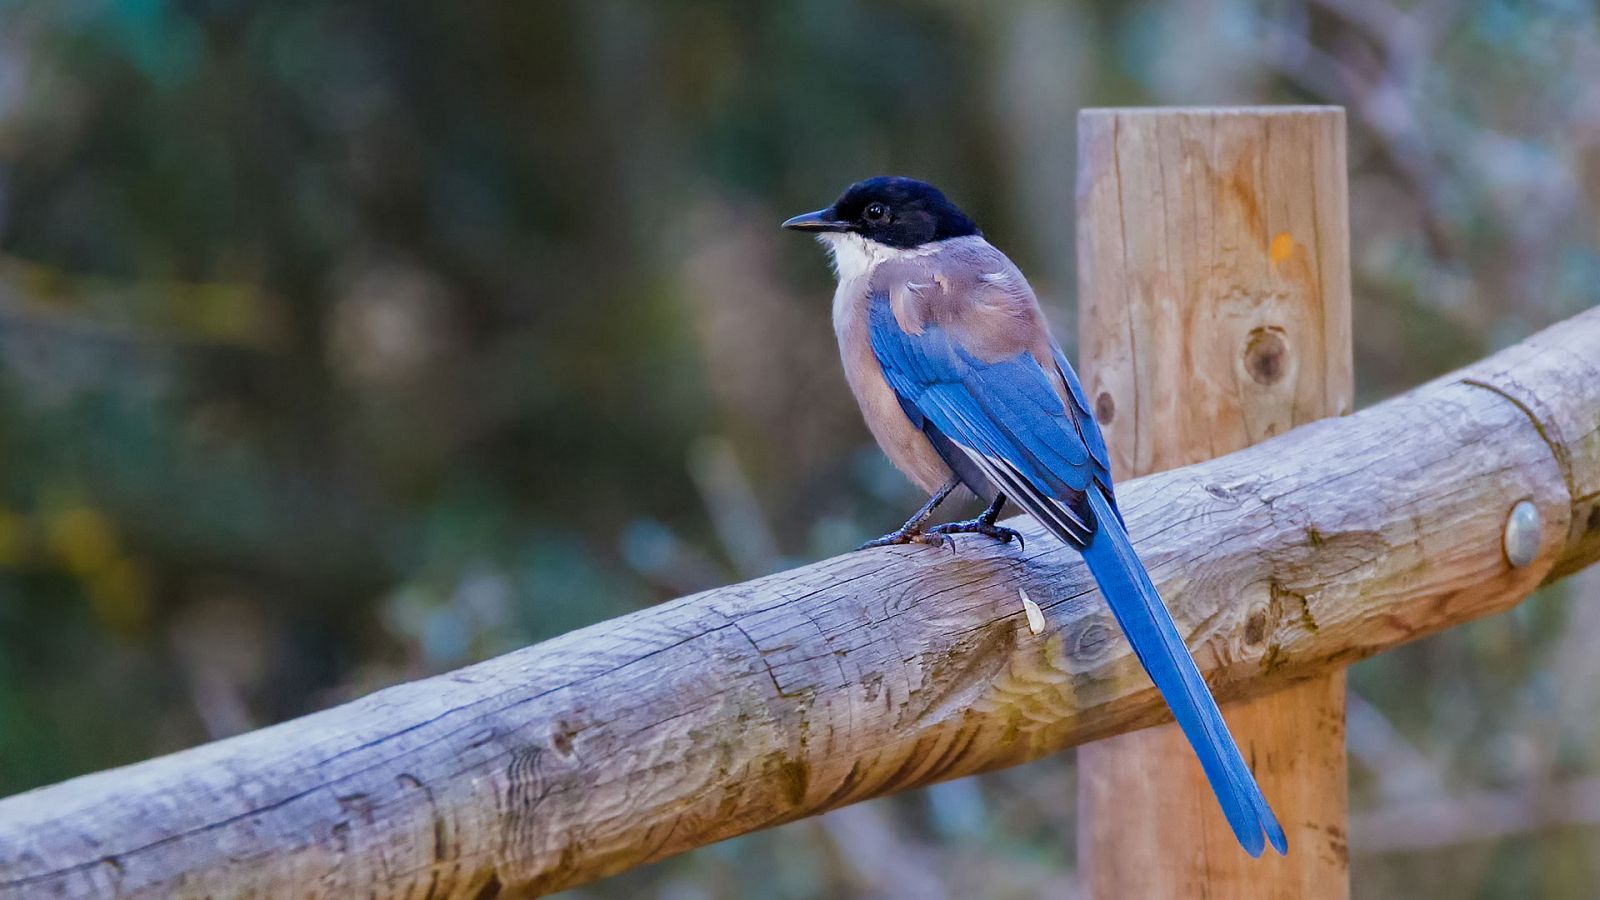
868,298 -> 1104,547
867,291 -> 1288,857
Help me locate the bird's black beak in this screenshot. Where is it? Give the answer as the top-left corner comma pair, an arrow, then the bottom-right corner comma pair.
781,207 -> 853,233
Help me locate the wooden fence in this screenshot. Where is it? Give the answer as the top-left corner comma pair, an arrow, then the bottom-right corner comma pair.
1,107 -> 1597,898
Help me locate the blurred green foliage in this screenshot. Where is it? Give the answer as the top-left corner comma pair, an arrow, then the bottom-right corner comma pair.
1,1 -> 1598,897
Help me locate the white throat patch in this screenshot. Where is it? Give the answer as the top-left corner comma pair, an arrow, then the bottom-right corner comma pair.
816,233 -> 879,284
817,233 -> 942,284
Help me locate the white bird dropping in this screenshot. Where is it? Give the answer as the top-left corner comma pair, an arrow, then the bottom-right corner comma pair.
1019,588 -> 1044,635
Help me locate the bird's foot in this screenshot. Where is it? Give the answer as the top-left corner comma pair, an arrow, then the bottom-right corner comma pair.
928,517 -> 1024,550
857,527 -> 954,551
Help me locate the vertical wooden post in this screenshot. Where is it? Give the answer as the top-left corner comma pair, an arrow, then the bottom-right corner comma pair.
1075,107 -> 1354,897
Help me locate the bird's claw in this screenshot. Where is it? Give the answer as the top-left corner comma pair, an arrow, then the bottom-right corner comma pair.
928,518 -> 1025,550
858,528 -> 955,551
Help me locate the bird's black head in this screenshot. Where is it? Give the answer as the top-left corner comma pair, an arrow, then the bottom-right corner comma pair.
782,177 -> 979,249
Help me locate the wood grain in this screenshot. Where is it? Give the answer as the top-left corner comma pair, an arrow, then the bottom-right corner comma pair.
0,307 -> 1596,897
1075,106 -> 1352,897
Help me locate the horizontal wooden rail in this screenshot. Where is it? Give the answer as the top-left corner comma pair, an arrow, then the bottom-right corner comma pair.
1,308 -> 1598,898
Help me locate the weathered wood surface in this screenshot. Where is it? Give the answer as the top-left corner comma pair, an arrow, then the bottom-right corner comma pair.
1076,105 -> 1353,897
1,308 -> 1597,898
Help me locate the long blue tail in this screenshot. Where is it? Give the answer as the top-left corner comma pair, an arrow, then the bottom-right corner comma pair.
1079,488 -> 1288,856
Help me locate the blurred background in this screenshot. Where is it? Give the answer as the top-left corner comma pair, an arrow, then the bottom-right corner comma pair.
1,0 -> 1598,897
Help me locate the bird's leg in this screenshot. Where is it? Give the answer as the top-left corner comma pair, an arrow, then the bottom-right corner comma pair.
929,493 -> 1024,549
859,477 -> 960,550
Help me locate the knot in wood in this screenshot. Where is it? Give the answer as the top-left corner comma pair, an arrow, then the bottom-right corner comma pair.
1244,326 -> 1290,386
1094,391 -> 1116,425
1244,611 -> 1267,645
1073,621 -> 1114,659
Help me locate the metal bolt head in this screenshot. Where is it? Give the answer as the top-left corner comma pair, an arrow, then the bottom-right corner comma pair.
1503,500 -> 1541,568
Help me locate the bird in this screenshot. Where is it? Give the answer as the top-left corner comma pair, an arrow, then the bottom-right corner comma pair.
783,175 -> 1288,857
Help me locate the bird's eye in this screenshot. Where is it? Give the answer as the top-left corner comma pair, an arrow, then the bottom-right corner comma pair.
863,202 -> 889,222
